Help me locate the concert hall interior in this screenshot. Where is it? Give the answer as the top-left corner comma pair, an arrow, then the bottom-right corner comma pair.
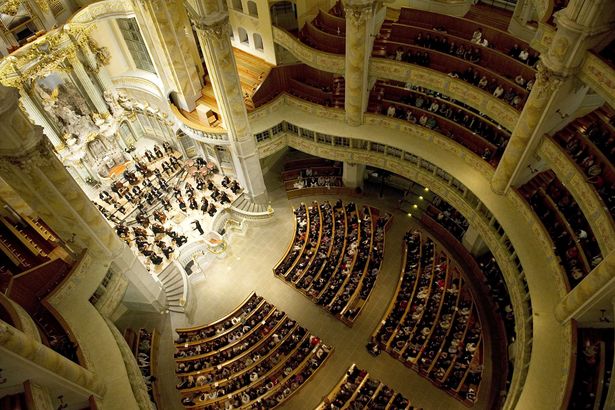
0,0 -> 613,409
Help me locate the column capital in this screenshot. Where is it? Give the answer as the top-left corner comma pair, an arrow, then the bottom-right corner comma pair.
343,0 -> 375,26
185,0 -> 228,34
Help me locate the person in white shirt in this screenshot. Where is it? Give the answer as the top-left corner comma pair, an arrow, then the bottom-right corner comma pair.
518,48 -> 529,62
386,105 -> 396,117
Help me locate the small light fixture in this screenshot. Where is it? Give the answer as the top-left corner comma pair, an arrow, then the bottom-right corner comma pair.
424,187 -> 429,192
413,204 -> 418,209
407,213 -> 412,217
418,196 -> 423,200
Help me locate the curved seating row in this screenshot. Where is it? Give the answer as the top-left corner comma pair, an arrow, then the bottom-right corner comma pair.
551,105 -> 615,218
274,200 -> 390,326
369,87 -> 499,163
173,294 -> 331,409
372,80 -> 510,152
519,170 -> 603,288
316,364 -> 413,409
369,230 -> 483,405
252,64 -> 345,110
421,195 -> 515,344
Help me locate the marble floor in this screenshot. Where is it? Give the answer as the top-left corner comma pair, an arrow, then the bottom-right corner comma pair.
118,160 -> 496,410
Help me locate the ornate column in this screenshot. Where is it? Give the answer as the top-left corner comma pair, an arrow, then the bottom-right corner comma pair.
66,51 -> 109,115
491,0 -> 615,195
187,8 -> 268,203
0,321 -> 105,397
343,0 -> 376,126
490,64 -> 564,194
132,0 -> 202,111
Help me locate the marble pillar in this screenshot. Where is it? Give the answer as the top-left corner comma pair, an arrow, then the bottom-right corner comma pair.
342,162 -> 365,188
343,0 -> 375,126
189,10 -> 268,203
19,84 -> 64,148
491,64 -> 563,195
492,0 -> 615,195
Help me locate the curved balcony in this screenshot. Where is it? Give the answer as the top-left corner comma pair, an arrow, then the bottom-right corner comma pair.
272,26 -> 345,75
271,26 -> 521,132
169,104 -> 230,145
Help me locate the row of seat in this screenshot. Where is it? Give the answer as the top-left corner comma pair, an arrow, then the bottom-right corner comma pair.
421,196 -> 516,345
370,230 -> 482,405
374,23 -> 530,109
369,89 -> 499,163
519,170 -> 603,288
552,105 -> 615,218
372,80 -> 511,152
274,200 -> 390,325
317,364 -> 413,409
173,294 -> 331,409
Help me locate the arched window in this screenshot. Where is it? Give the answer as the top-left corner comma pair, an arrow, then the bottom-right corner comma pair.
238,27 -> 249,45
253,33 -> 263,51
247,1 -> 258,17
270,1 -> 298,32
231,0 -> 242,12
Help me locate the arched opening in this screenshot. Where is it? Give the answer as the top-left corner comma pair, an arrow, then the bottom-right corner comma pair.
238,27 -> 249,45
231,0 -> 242,12
270,1 -> 298,32
253,33 -> 264,51
247,1 -> 258,17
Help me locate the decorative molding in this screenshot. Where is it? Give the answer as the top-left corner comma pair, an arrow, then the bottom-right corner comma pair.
531,23 -> 556,54
68,0 -> 136,24
578,52 -> 615,109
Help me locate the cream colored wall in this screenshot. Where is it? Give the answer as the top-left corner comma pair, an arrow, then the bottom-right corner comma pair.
229,0 -> 277,64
